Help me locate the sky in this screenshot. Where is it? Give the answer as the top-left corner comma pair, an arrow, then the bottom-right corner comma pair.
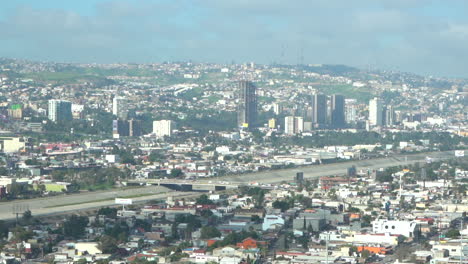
1,0 -> 468,78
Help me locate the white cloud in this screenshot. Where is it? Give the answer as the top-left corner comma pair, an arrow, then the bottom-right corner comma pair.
0,0 -> 467,77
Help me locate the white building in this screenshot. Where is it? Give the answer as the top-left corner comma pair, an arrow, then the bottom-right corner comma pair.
153,120 -> 175,138
369,97 -> 383,126
112,97 -> 128,120
346,233 -> 400,246
48,99 -> 72,122
105,154 -> 121,163
345,104 -> 357,124
285,116 -> 303,135
372,219 -> 419,237
0,137 -> 26,153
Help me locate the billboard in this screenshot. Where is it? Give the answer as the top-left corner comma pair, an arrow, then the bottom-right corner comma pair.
115,198 -> 132,205
455,150 -> 465,157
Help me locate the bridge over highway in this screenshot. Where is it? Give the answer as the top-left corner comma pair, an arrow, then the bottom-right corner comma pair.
126,179 -> 239,191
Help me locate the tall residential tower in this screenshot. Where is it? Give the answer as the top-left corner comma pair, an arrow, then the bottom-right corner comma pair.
311,94 -> 327,127
113,96 -> 128,120
48,99 -> 72,122
330,94 -> 345,128
369,97 -> 384,126
237,80 -> 257,128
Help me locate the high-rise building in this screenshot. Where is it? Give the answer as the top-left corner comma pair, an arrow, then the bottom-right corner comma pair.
113,97 -> 128,120
345,104 -> 357,124
48,99 -> 72,122
112,119 -> 141,138
268,118 -> 276,129
384,105 -> 395,127
153,120 -> 175,138
112,119 -> 129,139
311,94 -> 327,127
303,121 -> 313,132
369,98 -> 384,126
7,104 -> 22,120
284,116 -> 304,135
273,103 -> 283,115
331,94 -> 345,128
129,119 -> 142,137
237,81 -> 257,128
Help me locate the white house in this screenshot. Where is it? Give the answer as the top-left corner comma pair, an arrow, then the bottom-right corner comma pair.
372,219 -> 419,237
262,215 -> 285,231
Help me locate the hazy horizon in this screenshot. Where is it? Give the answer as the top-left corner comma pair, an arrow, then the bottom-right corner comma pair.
1,0 -> 468,78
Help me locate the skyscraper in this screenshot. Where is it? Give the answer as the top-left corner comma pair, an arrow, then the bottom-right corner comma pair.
345,104 -> 357,124
284,116 -> 304,135
369,97 -> 384,126
331,94 -> 345,128
384,105 -> 395,127
237,81 -> 257,128
311,94 -> 327,127
113,96 -> 128,120
113,119 -> 129,139
273,103 -> 283,115
129,119 -> 142,137
48,99 -> 72,122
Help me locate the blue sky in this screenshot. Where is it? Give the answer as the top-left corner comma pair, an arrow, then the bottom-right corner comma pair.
1,0 -> 468,78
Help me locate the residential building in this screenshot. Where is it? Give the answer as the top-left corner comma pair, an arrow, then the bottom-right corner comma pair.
129,119 -> 142,137
285,116 -> 304,135
384,105 -> 395,126
48,99 -> 72,122
369,97 -> 384,126
153,120 -> 175,138
311,94 -> 327,127
7,104 -> 22,119
331,94 -> 345,128
237,80 -> 257,128
113,96 -> 128,120
372,219 -> 420,238
113,119 -> 129,139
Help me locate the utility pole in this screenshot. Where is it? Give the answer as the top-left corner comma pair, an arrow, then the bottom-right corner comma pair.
461,218 -> 464,264
326,232 -> 330,264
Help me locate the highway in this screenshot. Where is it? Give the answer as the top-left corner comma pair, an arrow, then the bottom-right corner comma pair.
213,150 -> 464,184
0,186 -> 197,221
0,150 -> 463,220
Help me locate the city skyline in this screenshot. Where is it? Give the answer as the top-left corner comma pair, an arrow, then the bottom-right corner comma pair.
0,2 -> 467,263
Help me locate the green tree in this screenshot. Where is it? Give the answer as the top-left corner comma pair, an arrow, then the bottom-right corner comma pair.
361,250 -> 371,259
21,210 -> 34,225
0,221 -> 8,239
97,207 -> 118,219
196,194 -> 214,205
200,226 -> 221,239
98,235 -> 118,254
170,169 -> 183,178
446,229 -> 461,238
25,159 -> 40,166
272,200 -> 290,212
11,226 -> 33,241
63,215 -> 89,239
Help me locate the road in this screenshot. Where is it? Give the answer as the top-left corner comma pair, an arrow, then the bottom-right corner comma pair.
214,150 -> 464,184
0,186 -> 197,221
0,150 -> 463,220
